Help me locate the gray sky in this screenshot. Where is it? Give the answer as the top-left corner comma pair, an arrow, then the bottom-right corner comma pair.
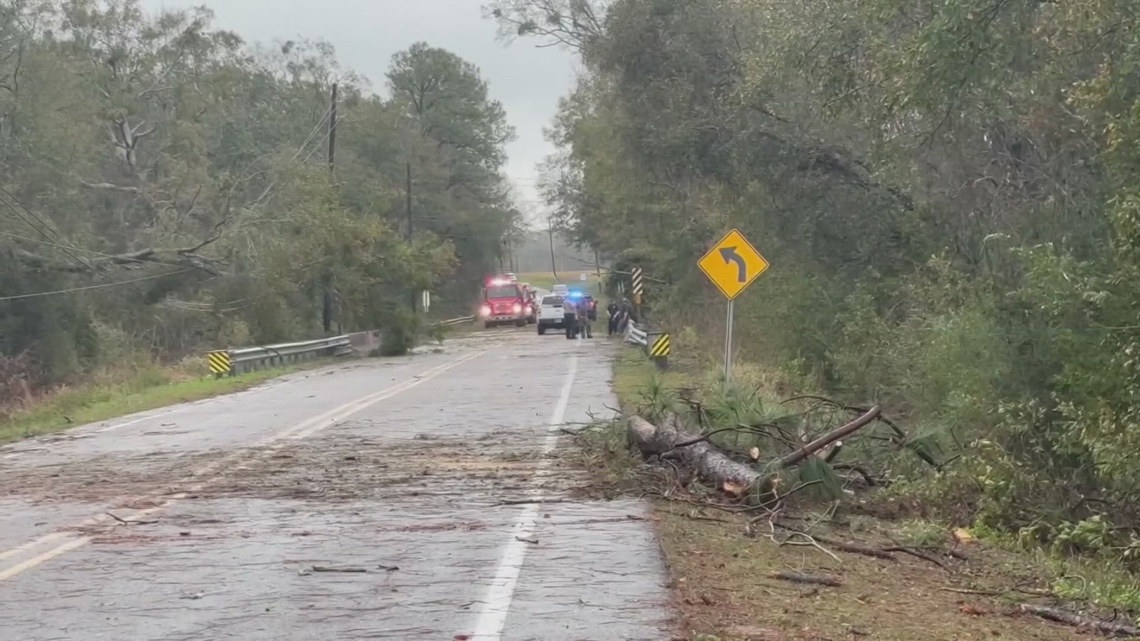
141,0 -> 578,223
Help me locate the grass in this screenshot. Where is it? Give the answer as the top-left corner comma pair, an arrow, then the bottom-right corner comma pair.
605,348 -> 1112,641
0,356 -> 342,444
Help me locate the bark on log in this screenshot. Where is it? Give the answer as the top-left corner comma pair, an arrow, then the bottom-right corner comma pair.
1018,604 -> 1140,637
629,414 -> 775,497
628,407 -> 881,499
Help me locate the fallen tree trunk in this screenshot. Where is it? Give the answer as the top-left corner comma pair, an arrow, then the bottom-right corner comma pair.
628,407 -> 881,499
629,414 -> 775,497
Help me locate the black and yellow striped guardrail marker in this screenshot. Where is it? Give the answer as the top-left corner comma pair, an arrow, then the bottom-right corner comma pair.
207,350 -> 232,376
649,333 -> 670,358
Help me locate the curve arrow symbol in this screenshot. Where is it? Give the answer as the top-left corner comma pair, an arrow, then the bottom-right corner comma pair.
718,246 -> 747,282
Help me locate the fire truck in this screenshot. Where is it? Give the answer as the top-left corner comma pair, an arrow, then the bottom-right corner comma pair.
478,277 -> 530,328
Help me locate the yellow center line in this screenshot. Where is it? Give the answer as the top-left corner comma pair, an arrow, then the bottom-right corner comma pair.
0,536 -> 91,581
0,532 -> 70,562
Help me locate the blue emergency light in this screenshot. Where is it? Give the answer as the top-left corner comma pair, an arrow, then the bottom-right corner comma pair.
566,290 -> 584,299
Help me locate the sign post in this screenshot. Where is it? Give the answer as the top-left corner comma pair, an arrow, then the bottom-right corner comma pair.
696,228 -> 770,386
631,266 -> 644,317
421,290 -> 431,312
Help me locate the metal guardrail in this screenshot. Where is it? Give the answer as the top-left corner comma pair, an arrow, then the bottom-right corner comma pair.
207,335 -> 352,377
623,319 -> 670,369
625,320 -> 648,346
207,317 -> 475,376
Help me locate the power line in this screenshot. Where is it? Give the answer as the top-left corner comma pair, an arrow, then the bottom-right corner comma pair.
0,269 -> 192,302
292,101 -> 335,161
0,89 -> 340,305
0,187 -> 103,272
0,186 -> 60,241
0,230 -> 168,264
301,115 -> 344,164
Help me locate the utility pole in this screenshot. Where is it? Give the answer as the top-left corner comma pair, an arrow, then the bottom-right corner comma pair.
547,219 -> 558,280
328,83 -> 337,173
322,82 -> 338,334
506,230 -> 514,273
406,161 -> 415,314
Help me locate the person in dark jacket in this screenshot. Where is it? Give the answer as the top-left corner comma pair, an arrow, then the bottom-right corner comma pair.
606,301 -> 620,336
563,296 -> 579,339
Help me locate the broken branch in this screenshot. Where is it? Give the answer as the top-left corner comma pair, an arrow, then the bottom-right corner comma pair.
1018,603 -> 1140,637
778,406 -> 881,468
771,571 -> 842,587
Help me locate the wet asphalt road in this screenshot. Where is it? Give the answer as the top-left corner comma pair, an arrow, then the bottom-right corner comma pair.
0,326 -> 668,640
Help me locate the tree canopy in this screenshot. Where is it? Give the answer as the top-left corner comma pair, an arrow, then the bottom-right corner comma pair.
491,0 -> 1140,569
1,0 -> 520,384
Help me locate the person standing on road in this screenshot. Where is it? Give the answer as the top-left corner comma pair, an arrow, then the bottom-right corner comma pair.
564,296 -> 579,339
616,298 -> 633,333
575,296 -> 593,338
607,300 -> 620,336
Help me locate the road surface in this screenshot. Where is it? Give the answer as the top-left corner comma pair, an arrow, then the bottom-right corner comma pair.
0,327 -> 668,640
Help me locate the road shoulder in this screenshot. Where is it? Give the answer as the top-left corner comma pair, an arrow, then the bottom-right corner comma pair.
591,348 -> 1099,641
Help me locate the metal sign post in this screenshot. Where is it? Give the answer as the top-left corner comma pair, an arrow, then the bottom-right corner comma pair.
697,229 -> 770,388
724,300 -> 734,384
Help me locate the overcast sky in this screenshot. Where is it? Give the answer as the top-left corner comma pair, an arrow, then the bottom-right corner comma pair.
141,0 -> 578,222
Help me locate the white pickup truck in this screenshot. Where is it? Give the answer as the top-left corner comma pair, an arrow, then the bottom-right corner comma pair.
536,294 -> 568,335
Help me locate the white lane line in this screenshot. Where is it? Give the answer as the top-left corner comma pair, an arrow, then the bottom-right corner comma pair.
469,354 -> 578,639
94,411 -> 171,434
0,349 -> 487,582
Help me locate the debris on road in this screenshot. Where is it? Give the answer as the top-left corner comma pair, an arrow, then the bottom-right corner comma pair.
309,565 -> 368,573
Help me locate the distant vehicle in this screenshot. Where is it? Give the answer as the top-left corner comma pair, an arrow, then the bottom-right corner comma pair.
536,294 -> 567,335
551,284 -> 569,296
563,290 -> 593,339
583,295 -> 598,320
479,277 -> 528,328
566,288 -> 598,321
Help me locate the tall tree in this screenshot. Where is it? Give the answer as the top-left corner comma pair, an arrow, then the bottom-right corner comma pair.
493,0 -> 1140,560
0,1 -> 516,387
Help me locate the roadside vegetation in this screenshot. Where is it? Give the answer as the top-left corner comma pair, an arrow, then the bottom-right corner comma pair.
0,0 -> 527,424
488,0 -> 1140,636
0,356 -> 344,444
596,348 -> 1134,639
